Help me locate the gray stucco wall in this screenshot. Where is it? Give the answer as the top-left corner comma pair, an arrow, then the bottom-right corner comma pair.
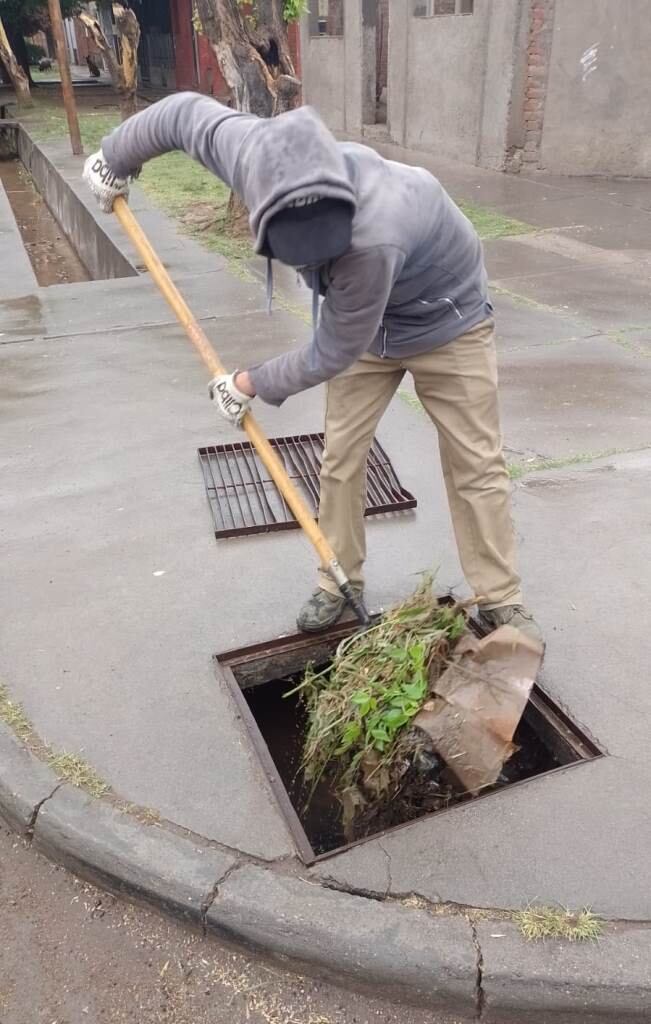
300,32 -> 346,132
395,1 -> 489,162
388,0 -> 521,169
300,0 -> 366,135
541,0 -> 651,176
477,0 -> 528,168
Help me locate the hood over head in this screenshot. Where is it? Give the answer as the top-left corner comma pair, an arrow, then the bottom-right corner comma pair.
229,105 -> 357,259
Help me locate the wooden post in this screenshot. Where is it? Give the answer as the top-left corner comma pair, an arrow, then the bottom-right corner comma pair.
47,0 -> 83,155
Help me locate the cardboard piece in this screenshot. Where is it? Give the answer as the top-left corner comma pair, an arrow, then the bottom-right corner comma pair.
413,625 -> 543,793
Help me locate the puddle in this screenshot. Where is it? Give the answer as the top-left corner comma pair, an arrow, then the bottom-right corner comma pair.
216,629 -> 602,862
0,159 -> 90,287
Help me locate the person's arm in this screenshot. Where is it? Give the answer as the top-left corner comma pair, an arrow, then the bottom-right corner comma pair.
101,92 -> 258,188
246,245 -> 406,406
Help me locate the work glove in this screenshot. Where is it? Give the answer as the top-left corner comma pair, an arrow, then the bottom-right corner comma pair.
82,148 -> 130,213
209,372 -> 252,428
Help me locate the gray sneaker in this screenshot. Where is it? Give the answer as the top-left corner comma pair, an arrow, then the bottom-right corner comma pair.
297,587 -> 363,633
477,604 -> 544,648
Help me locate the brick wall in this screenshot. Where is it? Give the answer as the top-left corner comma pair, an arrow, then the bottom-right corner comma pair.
521,0 -> 555,169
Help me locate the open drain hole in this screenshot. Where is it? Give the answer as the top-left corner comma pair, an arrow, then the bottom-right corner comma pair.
217,627 -> 602,863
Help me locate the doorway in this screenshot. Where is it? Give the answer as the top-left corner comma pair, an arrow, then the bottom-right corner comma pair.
362,0 -> 389,130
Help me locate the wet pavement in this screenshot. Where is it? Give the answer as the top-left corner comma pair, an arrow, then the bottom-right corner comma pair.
0,138 -> 650,926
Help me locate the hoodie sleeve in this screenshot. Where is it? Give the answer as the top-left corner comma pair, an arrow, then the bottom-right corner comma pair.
101,92 -> 257,189
248,245 -> 406,406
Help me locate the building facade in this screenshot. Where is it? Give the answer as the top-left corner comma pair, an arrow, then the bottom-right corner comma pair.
300,0 -> 651,177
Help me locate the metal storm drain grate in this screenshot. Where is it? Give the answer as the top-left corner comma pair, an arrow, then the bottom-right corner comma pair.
198,433 -> 416,539
215,626 -> 603,864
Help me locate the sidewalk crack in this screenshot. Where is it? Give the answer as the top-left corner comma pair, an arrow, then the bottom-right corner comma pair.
378,841 -> 393,898
470,920 -> 485,1021
26,782 -> 62,842
200,861 -> 243,935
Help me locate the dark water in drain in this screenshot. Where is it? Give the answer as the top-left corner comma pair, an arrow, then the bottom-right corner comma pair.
0,159 -> 90,286
245,677 -> 563,856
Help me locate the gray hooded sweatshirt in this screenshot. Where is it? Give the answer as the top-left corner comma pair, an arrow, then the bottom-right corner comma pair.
102,93 -> 491,406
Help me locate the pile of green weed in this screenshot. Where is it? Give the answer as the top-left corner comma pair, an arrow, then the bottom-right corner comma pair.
291,578 -> 467,829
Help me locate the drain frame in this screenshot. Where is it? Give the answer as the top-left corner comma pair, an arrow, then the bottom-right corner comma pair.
216,626 -> 603,865
199,433 -> 417,539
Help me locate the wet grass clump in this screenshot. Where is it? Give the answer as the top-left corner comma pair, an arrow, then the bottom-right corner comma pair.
516,905 -> 603,942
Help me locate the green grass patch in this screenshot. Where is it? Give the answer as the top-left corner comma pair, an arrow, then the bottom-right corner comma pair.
31,67 -> 61,81
138,151 -> 256,268
0,683 -> 32,743
47,751 -> 110,798
20,97 -> 121,151
507,445 -> 651,480
458,200 -> 533,241
1,677 -> 110,798
515,905 -> 603,942
137,150 -> 228,215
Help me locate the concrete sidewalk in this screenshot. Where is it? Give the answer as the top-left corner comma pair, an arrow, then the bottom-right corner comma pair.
1,136 -> 650,1019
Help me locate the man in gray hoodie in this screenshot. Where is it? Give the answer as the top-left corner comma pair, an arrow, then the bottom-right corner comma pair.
83,92 -> 541,644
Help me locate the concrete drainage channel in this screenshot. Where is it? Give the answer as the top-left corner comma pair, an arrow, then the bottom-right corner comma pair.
0,122 -> 136,287
0,157 -> 90,286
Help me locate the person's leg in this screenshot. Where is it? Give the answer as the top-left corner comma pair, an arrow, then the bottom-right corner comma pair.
297,354 -> 403,630
409,321 -> 540,640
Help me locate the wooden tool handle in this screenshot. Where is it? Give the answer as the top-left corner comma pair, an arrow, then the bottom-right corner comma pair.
112,196 -> 338,568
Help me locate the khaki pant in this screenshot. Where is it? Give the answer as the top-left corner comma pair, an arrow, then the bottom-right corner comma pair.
317,320 -> 522,609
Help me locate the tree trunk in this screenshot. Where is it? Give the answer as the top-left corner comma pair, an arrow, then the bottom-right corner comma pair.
0,16 -> 32,106
194,0 -> 301,117
9,29 -> 34,86
115,6 -> 140,119
79,5 -> 140,121
194,0 -> 301,231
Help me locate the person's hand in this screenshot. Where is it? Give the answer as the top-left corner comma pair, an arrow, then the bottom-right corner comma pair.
209,371 -> 254,427
83,149 -> 129,213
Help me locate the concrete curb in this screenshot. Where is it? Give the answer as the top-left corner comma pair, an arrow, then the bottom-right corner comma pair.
1,726 -> 650,1021
0,722 -> 59,835
476,920 -> 651,1023
33,784 -> 237,922
205,863 -> 477,1012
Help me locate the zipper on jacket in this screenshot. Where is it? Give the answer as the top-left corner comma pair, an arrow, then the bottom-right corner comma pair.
418,296 -> 463,320
381,324 -> 388,357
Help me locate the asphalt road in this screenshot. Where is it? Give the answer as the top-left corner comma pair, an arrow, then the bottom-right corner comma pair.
0,823 -> 466,1024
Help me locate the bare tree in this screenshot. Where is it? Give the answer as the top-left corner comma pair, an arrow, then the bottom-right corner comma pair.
0,15 -> 32,106
79,4 -> 140,119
